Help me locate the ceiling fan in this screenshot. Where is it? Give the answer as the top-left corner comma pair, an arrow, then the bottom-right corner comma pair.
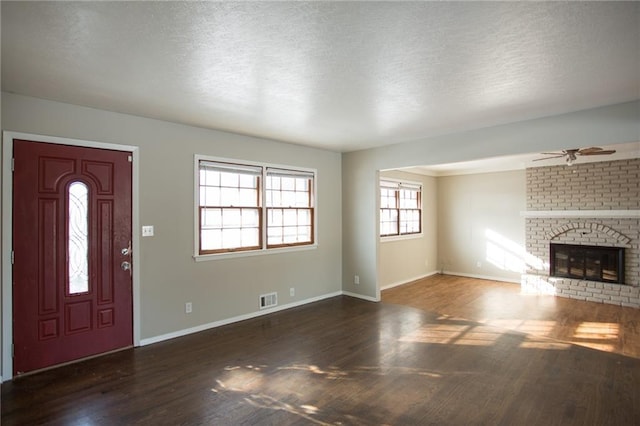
533,147 -> 616,166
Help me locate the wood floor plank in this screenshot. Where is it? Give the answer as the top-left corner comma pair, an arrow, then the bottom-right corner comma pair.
2,282 -> 639,425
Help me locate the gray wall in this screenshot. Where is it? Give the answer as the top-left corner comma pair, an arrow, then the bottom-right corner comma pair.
1,93 -> 342,344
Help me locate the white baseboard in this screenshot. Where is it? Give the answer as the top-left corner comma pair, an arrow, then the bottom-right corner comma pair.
380,271 -> 439,290
342,291 -> 380,302
140,290 -> 342,346
442,270 -> 521,284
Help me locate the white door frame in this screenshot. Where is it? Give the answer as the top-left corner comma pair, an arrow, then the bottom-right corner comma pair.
2,131 -> 141,381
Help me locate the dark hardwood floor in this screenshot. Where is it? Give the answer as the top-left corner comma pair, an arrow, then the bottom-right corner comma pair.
2,276 -> 639,425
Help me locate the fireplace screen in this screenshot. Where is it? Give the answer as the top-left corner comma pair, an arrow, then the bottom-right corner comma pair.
550,243 -> 625,284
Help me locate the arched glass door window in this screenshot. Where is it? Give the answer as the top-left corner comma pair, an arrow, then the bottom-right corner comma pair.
68,181 -> 89,294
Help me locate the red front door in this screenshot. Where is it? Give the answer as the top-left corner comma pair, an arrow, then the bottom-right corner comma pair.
12,139 -> 133,375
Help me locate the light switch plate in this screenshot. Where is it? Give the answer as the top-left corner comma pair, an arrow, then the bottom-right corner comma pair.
142,225 -> 154,237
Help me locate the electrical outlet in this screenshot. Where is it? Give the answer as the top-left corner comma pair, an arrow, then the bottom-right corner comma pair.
142,225 -> 154,237
185,302 -> 192,314
354,275 -> 360,285
476,261 -> 482,268
290,287 -> 295,297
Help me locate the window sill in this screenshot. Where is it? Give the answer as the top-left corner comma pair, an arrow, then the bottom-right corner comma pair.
194,243 -> 318,262
380,233 -> 423,243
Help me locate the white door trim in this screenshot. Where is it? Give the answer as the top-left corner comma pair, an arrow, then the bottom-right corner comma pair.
1,131 -> 141,381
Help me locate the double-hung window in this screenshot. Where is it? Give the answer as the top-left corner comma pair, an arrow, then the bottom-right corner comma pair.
197,157 -> 315,257
266,168 -> 314,248
380,179 -> 422,237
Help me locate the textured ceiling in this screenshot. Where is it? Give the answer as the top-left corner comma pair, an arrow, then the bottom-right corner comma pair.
2,1 -> 639,152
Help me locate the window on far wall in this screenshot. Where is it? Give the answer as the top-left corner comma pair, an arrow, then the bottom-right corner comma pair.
197,157 -> 315,256
380,179 -> 422,237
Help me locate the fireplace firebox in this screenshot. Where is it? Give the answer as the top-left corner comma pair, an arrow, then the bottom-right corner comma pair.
550,243 -> 625,284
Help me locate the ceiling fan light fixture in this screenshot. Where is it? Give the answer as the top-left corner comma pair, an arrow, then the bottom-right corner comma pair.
566,152 -> 576,166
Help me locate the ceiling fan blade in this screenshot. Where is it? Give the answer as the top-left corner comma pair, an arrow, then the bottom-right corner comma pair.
580,150 -> 616,155
533,155 -> 565,161
539,152 -> 564,156
578,147 -> 603,155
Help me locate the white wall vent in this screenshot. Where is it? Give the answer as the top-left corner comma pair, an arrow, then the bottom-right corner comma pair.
259,292 -> 278,309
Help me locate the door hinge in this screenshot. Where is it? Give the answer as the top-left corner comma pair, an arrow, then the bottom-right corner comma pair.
11,251 -> 15,264
128,155 -> 133,162
12,158 -> 15,172
12,344 -> 14,357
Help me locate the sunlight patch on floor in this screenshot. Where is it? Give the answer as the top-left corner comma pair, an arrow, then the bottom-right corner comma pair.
518,336 -> 571,350
399,324 -> 501,346
574,322 -> 620,339
277,364 -> 348,380
571,322 -> 620,352
486,319 -> 556,335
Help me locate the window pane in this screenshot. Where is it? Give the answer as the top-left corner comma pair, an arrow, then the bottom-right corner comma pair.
298,209 -> 311,225
270,209 -> 282,225
241,228 -> 259,246
295,192 -> 310,207
299,226 -> 311,240
222,228 -> 241,249
201,229 -> 222,251
239,188 -> 257,206
222,208 -> 242,227
268,226 -> 282,239
272,191 -> 282,207
283,209 -> 297,225
295,178 -> 308,191
201,208 -> 222,227
242,209 -> 259,227
268,176 -> 281,190
68,182 -> 89,295
283,226 -> 298,243
282,191 -> 296,207
201,187 -> 221,207
201,169 -> 220,187
220,171 -> 239,187
220,187 -> 239,206
281,177 -> 295,191
239,174 -> 257,188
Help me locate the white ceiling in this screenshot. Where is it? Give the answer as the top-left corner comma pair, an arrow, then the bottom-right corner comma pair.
2,1 -> 639,153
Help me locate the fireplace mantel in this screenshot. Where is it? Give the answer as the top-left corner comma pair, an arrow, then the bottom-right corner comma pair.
520,210 -> 640,218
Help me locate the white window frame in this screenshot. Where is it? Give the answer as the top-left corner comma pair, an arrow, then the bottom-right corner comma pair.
194,155 -> 317,261
379,177 -> 423,242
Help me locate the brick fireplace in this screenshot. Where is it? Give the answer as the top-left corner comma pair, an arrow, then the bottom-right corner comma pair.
523,159 -> 640,308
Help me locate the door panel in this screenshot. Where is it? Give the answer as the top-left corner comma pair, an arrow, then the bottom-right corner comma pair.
13,139 -> 133,375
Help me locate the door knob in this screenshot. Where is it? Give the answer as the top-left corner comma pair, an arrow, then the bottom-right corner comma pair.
121,261 -> 131,271
121,241 -> 132,256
